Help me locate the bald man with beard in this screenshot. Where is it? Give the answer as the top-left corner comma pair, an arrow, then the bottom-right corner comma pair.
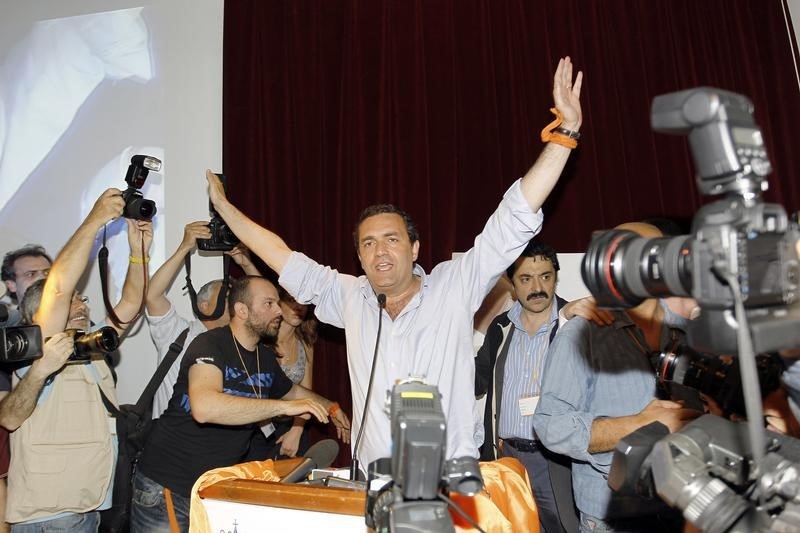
533,222 -> 702,533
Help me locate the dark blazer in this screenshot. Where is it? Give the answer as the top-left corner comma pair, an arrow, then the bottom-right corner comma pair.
474,295 -> 580,533
475,295 -> 567,460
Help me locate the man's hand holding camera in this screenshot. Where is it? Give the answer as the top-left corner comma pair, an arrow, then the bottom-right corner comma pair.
635,399 -> 701,433
30,332 -> 74,379
179,221 -> 213,256
88,188 -> 126,227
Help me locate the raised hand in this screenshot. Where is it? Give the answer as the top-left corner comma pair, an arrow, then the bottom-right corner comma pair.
127,219 -> 154,257
206,169 -> 228,209
179,221 -> 212,254
88,188 -> 125,226
553,56 -> 583,131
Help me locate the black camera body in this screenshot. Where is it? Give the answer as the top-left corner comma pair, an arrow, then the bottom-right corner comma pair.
123,155 -> 160,221
65,327 -> 119,362
0,325 -> 43,364
197,173 -> 239,252
582,88 -> 800,355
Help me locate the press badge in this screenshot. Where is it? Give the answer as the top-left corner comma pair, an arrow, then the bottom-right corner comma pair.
518,395 -> 539,416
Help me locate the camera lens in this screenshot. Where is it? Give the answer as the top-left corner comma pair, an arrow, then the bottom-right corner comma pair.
581,230 -> 693,308
136,199 -> 156,220
4,330 -> 29,360
72,327 -> 120,358
122,188 -> 157,221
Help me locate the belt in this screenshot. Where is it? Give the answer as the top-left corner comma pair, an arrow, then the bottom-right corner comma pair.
503,438 -> 540,453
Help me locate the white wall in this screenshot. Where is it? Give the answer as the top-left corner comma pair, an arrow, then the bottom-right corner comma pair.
0,0 -> 224,403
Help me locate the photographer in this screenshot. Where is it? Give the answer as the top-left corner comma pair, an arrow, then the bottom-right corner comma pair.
532,222 -> 702,533
0,188 -> 151,532
145,221 -> 259,418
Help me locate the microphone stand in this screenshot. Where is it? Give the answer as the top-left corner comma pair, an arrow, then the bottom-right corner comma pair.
350,293 -> 386,480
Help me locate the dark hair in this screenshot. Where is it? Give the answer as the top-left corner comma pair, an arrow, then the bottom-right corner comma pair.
227,276 -> 261,317
278,286 -> 318,347
19,278 -> 46,325
353,204 -> 419,250
506,240 -> 559,279
1,245 -> 52,283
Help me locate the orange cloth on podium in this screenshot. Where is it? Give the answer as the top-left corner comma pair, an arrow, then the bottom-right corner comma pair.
189,459 -> 281,533
450,458 -> 539,533
190,457 -> 537,533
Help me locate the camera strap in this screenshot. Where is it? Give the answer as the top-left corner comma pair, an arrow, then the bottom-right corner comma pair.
99,226 -> 147,329
183,253 -> 230,321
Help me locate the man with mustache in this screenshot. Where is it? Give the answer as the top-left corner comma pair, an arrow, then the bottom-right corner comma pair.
131,276 -> 350,532
475,240 -> 573,533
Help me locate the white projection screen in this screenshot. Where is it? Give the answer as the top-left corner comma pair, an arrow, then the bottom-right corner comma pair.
0,0 -> 224,402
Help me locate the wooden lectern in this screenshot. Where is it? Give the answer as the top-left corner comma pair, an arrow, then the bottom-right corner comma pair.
196,458 -> 539,533
197,458 -> 368,532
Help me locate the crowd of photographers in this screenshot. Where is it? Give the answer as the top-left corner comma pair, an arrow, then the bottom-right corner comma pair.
0,175 -> 350,532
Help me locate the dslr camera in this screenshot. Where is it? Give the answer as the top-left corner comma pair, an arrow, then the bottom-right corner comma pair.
0,325 -> 118,365
197,173 -> 239,252
64,327 -> 120,362
582,88 -> 800,355
122,155 -> 160,221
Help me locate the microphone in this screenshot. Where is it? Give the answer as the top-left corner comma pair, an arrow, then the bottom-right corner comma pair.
350,293 -> 386,481
280,439 -> 340,483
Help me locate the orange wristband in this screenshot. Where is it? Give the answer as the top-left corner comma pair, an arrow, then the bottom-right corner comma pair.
328,402 -> 340,417
547,132 -> 578,149
540,107 -> 578,149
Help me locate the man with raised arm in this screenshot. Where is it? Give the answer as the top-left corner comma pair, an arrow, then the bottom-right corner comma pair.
0,188 -> 152,532
206,57 -> 583,471
145,221 -> 260,418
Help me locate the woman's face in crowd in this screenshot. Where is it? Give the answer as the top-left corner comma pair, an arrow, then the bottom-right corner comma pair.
279,295 -> 308,328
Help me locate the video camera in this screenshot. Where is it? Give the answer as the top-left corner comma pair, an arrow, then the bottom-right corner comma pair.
365,380 -> 483,533
609,415 -> 800,531
0,325 -> 118,364
122,155 -> 160,221
0,325 -> 43,363
197,173 -> 239,252
581,88 -> 800,355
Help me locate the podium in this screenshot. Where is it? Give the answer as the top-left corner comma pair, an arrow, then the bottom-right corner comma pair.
195,458 -> 539,533
197,458 -> 368,532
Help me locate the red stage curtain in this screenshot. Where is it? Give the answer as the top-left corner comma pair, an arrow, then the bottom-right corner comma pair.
223,0 -> 800,460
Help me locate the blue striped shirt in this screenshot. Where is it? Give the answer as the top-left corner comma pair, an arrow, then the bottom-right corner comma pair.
498,300 -> 558,440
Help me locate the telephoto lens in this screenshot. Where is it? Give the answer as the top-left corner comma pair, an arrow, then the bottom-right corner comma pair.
581,229 -> 692,308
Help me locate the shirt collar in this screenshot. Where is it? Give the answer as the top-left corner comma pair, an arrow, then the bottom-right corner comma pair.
358,263 -> 429,305
508,298 -> 559,335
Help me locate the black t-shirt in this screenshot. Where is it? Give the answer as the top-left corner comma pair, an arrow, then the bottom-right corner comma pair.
139,325 -> 293,496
